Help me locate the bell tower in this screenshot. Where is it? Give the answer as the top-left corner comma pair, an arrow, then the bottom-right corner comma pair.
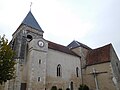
10,11 -> 47,90
11,10 -> 44,62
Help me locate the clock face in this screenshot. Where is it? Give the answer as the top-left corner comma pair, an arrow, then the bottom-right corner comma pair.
38,40 -> 44,47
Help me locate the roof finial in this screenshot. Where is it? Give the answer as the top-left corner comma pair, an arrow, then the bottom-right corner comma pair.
30,2 -> 32,11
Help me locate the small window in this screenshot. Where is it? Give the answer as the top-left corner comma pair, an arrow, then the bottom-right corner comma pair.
27,35 -> 33,42
38,77 -> 41,82
76,67 -> 79,77
39,59 -> 41,64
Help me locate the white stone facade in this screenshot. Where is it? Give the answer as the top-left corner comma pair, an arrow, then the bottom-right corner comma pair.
10,37 -> 81,90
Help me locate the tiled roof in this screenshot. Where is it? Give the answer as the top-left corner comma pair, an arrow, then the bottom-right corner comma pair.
22,11 -> 44,32
86,44 -> 112,66
48,41 -> 80,57
67,40 -> 91,50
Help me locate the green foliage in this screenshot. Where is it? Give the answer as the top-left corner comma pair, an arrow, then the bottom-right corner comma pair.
78,84 -> 89,90
0,35 -> 16,85
51,86 -> 57,90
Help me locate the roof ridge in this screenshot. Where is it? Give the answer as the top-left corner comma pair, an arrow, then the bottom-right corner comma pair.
48,40 -> 80,57
93,43 -> 112,50
76,41 -> 92,50
48,40 -> 66,47
67,40 -> 91,50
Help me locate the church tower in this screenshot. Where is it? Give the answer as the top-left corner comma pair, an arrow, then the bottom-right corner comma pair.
11,10 -> 44,62
10,11 -> 48,90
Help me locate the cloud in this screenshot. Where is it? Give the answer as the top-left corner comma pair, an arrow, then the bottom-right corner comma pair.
0,0 -> 120,58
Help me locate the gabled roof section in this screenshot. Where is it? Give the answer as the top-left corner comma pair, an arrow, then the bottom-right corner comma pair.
86,44 -> 112,66
22,11 -> 44,32
48,41 -> 80,57
67,40 -> 91,50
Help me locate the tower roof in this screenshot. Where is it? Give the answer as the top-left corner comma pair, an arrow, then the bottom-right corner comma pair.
22,11 -> 44,32
67,40 -> 91,50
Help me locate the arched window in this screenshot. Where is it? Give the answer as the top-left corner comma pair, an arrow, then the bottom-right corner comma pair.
57,64 -> 62,77
76,67 -> 79,77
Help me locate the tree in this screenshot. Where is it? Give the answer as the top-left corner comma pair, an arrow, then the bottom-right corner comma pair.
0,35 -> 15,85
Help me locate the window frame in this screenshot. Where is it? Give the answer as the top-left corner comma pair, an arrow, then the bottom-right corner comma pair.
76,67 -> 79,77
38,77 -> 41,82
57,64 -> 62,77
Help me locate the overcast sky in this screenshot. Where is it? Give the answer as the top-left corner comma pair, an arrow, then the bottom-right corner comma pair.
0,0 -> 120,59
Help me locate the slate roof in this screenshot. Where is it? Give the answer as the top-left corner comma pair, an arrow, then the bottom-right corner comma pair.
67,40 -> 91,50
48,41 -> 80,57
22,11 -> 43,32
86,44 -> 112,66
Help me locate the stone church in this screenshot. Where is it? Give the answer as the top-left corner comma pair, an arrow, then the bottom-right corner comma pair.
5,11 -> 120,90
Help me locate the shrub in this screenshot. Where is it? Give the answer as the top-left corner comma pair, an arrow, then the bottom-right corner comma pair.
51,86 -> 57,90
78,84 -> 89,90
66,88 -> 70,90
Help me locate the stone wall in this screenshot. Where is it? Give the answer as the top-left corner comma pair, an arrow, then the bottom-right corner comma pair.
110,45 -> 120,89
83,63 -> 116,90
71,47 -> 89,68
46,49 -> 81,90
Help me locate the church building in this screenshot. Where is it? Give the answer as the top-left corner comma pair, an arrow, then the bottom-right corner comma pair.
6,11 -> 120,90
